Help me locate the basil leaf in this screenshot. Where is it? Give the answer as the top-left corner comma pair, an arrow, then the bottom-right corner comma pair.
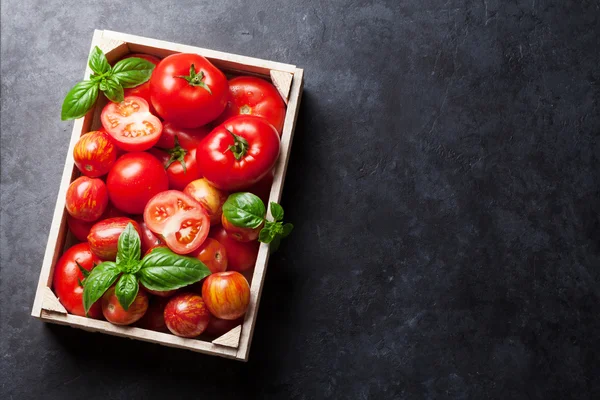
88,46 -> 111,75
270,202 -> 284,221
102,77 -> 124,103
258,227 -> 274,243
116,223 -> 141,270
115,273 -> 139,311
281,223 -> 294,237
82,262 -> 120,314
270,236 -> 282,253
61,80 -> 99,121
223,192 -> 266,229
111,57 -> 155,88
138,247 -> 211,291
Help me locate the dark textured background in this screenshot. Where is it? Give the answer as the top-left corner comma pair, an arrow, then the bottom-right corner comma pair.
1,0 -> 599,399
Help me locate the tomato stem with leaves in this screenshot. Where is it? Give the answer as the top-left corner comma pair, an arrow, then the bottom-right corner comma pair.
81,223 -> 211,314
61,47 -> 156,121
156,136 -> 189,174
222,192 -> 293,252
175,64 -> 212,94
225,129 -> 250,161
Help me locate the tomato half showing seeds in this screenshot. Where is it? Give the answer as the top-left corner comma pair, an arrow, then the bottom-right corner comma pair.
73,130 -> 117,177
102,286 -> 149,325
215,76 -> 286,134
202,271 -> 250,320
196,115 -> 280,191
150,53 -> 228,128
122,54 -> 161,115
210,225 -> 259,272
143,190 -> 210,254
87,217 -> 142,261
52,243 -> 103,318
65,176 -> 109,222
101,96 -> 162,152
164,293 -> 211,338
107,152 -> 169,214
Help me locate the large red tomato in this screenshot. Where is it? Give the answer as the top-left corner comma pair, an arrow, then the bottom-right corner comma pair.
155,122 -> 210,150
52,243 -> 103,318
101,96 -> 162,152
150,53 -> 228,128
143,190 -> 210,254
73,130 -> 117,177
122,54 -> 161,115
210,226 -> 259,272
107,152 -> 169,214
215,76 -> 286,134
65,176 -> 109,222
202,272 -> 250,320
196,115 -> 280,191
148,146 -> 200,191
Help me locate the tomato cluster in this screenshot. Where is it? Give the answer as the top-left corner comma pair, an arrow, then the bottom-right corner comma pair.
53,52 -> 286,338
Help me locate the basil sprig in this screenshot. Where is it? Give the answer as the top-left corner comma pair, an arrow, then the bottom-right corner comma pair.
61,46 -> 156,121
223,193 -> 294,252
82,223 -> 210,314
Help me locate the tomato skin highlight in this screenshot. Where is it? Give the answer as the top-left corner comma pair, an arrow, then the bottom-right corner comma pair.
65,176 -> 109,222
210,226 -> 259,272
87,217 -> 142,260
196,115 -> 280,191
150,53 -> 228,128
164,293 -> 211,337
183,178 -> 228,225
102,286 -> 149,325
67,204 -> 127,242
148,147 -> 200,191
215,76 -> 286,134
107,152 -> 169,214
155,122 -> 210,150
73,131 -> 118,177
189,238 -> 228,274
122,54 -> 161,116
52,243 -> 103,318
202,272 -> 250,320
221,213 -> 263,242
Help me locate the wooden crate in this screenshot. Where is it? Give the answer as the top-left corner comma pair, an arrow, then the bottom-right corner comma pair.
30,30 -> 304,361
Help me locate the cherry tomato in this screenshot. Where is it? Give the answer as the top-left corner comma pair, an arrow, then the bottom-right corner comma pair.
196,115 -> 280,191
202,272 -> 250,320
87,217 -> 142,260
215,76 -> 286,134
122,54 -> 161,115
101,96 -> 162,152
143,190 -> 210,254
189,238 -> 228,274
155,122 -> 210,150
102,286 -> 149,325
107,152 -> 169,214
150,53 -> 228,128
148,145 -> 200,191
136,296 -> 169,332
210,226 -> 259,272
65,176 -> 109,222
52,243 -> 103,318
132,215 -> 162,254
164,293 -> 211,337
67,204 -> 126,242
205,316 -> 243,337
221,213 -> 263,242
183,178 -> 228,225
73,130 -> 117,177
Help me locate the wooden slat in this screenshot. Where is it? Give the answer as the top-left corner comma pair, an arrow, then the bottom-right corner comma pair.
270,70 -> 293,104
235,69 -> 304,361
41,287 -> 67,314
211,325 -> 242,348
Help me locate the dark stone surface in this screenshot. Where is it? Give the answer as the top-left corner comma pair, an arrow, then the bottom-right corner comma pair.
1,0 -> 599,398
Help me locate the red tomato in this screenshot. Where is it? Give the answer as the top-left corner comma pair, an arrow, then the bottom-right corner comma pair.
143,190 -> 210,254
136,296 -> 169,332
67,204 -> 126,242
65,176 -> 109,222
132,215 -> 162,254
107,152 -> 169,214
183,178 -> 228,225
155,122 -> 210,149
73,131 -> 117,177
221,213 -> 263,242
122,54 -> 161,115
101,96 -> 162,152
189,238 -> 228,274
210,226 -> 259,272
102,286 -> 149,325
87,217 -> 142,260
150,53 -> 228,128
196,115 -> 280,191
202,272 -> 250,320
215,76 -> 286,134
164,293 -> 211,337
52,243 -> 103,318
247,169 -> 274,204
205,316 -> 243,337
148,146 -> 200,191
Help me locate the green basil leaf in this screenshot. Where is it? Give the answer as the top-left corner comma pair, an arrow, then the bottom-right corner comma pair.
281,223 -> 294,238
138,247 -> 211,291
223,192 -> 266,229
270,202 -> 284,221
258,227 -> 273,243
61,80 -> 99,121
270,236 -> 282,253
115,273 -> 139,311
88,46 -> 111,75
102,77 -> 124,103
111,57 -> 155,88
116,223 -> 141,270
82,262 -> 120,314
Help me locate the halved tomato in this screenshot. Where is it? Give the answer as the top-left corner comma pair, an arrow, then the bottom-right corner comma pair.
100,96 -> 162,152
143,190 -> 210,254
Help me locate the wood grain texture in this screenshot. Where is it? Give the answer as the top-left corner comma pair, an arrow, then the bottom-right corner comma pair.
40,287 -> 67,314
270,70 -> 293,104
211,325 -> 242,348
